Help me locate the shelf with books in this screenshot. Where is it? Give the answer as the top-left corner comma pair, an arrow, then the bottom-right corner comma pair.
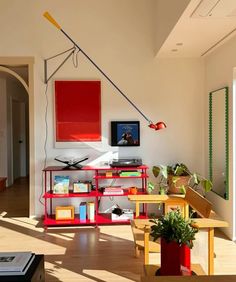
42,165 -> 148,228
97,191 -> 147,197
96,212 -> 148,224
95,174 -> 148,179
96,213 -> 130,224
43,191 -> 97,198
44,215 -> 96,226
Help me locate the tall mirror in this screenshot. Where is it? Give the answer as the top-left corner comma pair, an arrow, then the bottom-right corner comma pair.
209,87 -> 229,199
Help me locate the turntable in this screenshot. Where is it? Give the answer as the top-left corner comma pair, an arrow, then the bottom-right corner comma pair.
110,158 -> 142,167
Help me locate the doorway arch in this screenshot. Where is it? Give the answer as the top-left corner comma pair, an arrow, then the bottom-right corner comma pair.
0,66 -> 29,92
0,57 -> 35,217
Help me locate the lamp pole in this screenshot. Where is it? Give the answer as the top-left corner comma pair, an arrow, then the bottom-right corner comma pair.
43,12 -> 166,130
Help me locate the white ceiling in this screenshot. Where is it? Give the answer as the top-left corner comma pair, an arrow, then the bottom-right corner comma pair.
157,0 -> 236,58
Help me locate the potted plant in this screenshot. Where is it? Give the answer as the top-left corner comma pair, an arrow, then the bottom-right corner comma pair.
150,210 -> 198,276
148,163 -> 212,195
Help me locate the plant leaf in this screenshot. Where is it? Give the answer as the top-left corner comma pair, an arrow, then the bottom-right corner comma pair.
192,173 -> 199,184
149,210 -> 198,248
160,165 -> 168,179
152,166 -> 160,178
148,181 -> 155,192
172,176 -> 180,184
180,185 -> 186,194
175,165 -> 185,176
201,179 -> 213,192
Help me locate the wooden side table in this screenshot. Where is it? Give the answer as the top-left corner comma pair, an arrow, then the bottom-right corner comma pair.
128,194 -> 188,218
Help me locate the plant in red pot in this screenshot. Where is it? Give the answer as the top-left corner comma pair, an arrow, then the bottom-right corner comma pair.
150,210 -> 198,276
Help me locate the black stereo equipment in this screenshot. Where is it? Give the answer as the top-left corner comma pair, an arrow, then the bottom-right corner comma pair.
110,158 -> 142,167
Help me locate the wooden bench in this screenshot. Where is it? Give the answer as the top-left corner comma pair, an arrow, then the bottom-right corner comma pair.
129,187 -> 228,275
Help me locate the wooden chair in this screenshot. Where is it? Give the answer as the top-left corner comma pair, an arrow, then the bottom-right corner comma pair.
130,220 -> 160,265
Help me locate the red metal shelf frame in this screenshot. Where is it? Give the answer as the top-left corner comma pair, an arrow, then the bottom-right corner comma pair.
43,165 -> 148,228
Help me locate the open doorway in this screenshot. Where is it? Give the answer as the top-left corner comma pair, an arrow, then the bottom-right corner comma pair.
0,63 -> 30,217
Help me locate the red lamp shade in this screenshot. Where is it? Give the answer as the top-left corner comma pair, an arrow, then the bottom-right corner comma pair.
149,122 -> 166,130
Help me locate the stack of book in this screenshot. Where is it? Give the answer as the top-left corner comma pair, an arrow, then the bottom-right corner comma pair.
0,252 -> 35,276
119,170 -> 141,177
103,186 -> 124,195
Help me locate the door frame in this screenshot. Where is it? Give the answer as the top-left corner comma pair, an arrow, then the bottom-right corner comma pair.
0,57 -> 35,217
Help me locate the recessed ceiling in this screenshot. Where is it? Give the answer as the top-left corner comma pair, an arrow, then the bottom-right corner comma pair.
157,0 -> 236,58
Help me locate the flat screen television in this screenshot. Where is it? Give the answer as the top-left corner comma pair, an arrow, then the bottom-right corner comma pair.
111,121 -> 140,146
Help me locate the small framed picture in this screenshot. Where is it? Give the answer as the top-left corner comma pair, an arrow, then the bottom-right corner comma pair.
55,206 -> 74,220
111,121 -> 140,146
73,182 -> 90,193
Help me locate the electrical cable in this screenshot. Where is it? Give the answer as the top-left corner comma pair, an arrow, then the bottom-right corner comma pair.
43,82 -> 49,170
72,46 -> 80,68
40,50 -> 80,207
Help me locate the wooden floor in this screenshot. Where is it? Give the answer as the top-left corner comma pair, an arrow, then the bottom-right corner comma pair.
0,177 -> 29,217
0,182 -> 236,281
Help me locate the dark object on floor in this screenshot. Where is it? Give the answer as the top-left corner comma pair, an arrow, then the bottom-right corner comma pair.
0,177 -> 7,192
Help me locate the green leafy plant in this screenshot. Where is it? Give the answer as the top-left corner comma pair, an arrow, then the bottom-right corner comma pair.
150,210 -> 198,249
148,163 -> 212,195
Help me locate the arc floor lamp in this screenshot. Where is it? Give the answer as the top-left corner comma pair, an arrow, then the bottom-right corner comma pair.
43,12 -> 166,131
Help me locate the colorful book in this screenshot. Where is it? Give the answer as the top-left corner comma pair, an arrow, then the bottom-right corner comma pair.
119,171 -> 141,177
103,187 -> 124,195
53,175 -> 69,194
87,202 -> 95,221
79,202 -> 87,221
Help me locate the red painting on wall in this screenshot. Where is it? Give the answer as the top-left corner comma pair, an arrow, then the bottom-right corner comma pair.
55,80 -> 101,142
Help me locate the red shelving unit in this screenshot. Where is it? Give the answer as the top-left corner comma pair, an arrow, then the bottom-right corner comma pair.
42,165 -> 148,228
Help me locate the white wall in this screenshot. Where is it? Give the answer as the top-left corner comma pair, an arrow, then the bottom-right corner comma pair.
0,78 -> 7,179
205,35 -> 236,240
0,0 -> 206,217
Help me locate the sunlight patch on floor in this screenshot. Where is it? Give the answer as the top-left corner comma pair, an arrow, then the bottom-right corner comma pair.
83,269 -> 136,282
1,217 -> 44,230
0,211 -> 7,217
99,225 -> 134,242
46,262 -> 96,281
99,238 -> 107,241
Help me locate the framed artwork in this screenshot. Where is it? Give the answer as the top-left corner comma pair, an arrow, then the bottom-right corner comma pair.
55,206 -> 75,220
54,80 -> 101,142
111,121 -> 140,146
